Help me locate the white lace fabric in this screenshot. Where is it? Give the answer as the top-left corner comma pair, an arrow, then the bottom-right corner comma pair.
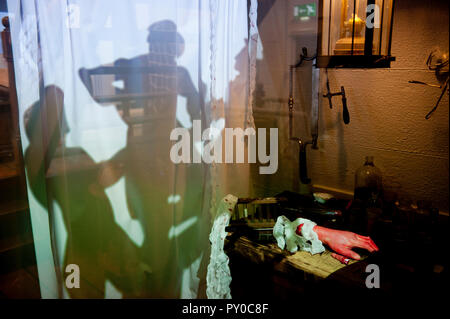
273,215 -> 325,255
206,194 -> 238,299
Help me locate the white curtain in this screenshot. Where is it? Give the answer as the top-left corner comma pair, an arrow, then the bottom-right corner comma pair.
7,0 -> 257,298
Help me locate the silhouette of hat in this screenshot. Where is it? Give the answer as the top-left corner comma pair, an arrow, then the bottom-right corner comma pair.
147,20 -> 184,45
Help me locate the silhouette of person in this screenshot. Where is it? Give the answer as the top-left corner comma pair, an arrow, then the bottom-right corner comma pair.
79,20 -> 206,298
24,85 -> 145,298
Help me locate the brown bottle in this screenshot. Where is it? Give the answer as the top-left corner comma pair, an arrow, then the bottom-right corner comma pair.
354,156 -> 382,206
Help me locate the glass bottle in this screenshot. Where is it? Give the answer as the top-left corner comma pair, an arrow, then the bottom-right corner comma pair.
354,156 -> 382,206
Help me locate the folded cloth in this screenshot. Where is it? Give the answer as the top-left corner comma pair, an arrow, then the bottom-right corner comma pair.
273,215 -> 325,255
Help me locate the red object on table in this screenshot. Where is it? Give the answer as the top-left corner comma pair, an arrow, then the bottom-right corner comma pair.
295,224 -> 379,261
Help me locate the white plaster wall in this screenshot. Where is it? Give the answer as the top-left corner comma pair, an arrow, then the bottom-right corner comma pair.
253,0 -> 449,212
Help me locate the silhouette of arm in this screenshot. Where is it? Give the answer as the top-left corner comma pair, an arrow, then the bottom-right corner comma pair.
177,67 -> 202,121
79,67 -> 95,100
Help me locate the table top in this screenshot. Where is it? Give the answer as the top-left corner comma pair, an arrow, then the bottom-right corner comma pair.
226,236 -> 366,279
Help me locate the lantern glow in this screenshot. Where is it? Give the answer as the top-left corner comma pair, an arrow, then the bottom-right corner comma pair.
317,0 -> 395,68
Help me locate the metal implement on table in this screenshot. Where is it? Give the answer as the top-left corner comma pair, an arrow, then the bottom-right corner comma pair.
225,196 -> 342,242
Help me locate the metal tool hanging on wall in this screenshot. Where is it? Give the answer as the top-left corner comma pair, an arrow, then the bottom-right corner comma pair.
288,47 -> 318,185
323,69 -> 350,124
288,47 -> 351,184
408,77 -> 449,119
409,49 -> 449,119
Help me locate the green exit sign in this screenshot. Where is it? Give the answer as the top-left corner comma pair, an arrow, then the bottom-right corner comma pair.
294,3 -> 317,18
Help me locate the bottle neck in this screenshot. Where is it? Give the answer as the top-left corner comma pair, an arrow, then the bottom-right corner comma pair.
365,156 -> 374,166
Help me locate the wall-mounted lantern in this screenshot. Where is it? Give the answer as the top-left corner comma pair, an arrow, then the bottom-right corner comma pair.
316,0 -> 395,68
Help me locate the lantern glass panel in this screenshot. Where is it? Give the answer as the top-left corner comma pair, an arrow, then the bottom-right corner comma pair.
380,0 -> 394,56
320,0 -> 393,57
332,0 -> 367,55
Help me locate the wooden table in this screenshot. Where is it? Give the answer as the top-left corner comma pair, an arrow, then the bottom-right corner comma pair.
226,235 -> 370,299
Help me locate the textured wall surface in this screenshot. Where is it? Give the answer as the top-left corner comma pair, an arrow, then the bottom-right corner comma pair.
253,0 -> 449,211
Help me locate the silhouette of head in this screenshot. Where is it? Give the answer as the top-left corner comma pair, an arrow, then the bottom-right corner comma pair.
24,85 -> 69,150
146,20 -> 184,58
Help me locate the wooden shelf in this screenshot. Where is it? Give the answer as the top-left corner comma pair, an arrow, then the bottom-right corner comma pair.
0,232 -> 34,254
0,17 -> 39,293
0,160 -> 19,180
0,199 -> 29,217
0,265 -> 40,298
0,101 -> 10,109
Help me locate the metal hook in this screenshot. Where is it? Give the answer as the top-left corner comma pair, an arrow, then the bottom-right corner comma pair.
409,75 -> 449,119
424,76 -> 449,119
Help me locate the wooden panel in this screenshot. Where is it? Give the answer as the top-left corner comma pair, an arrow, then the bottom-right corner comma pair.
0,266 -> 41,298
0,199 -> 28,217
0,160 -> 18,180
0,16 -> 37,286
0,101 -> 14,163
